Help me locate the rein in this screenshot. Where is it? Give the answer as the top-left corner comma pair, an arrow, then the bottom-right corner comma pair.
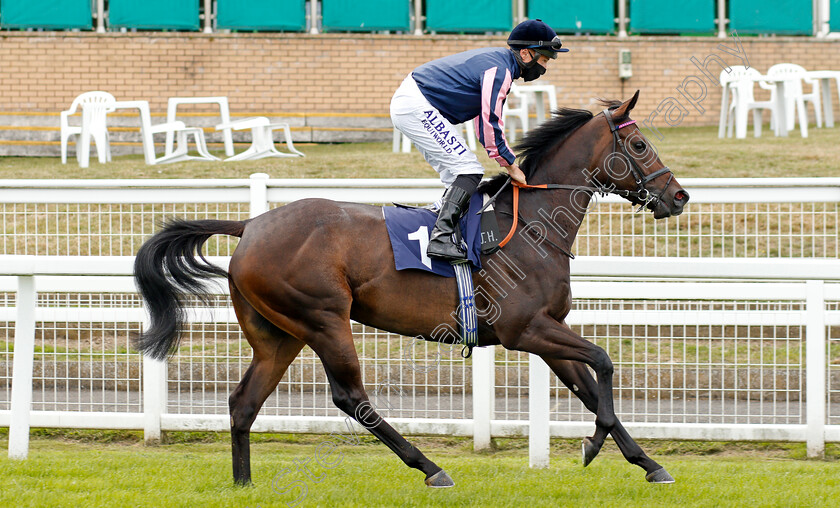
497,180 -> 593,249
496,108 -> 673,250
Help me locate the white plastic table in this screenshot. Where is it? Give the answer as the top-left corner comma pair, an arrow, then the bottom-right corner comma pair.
754,75 -> 805,138
165,96 -> 234,157
805,70 -> 840,128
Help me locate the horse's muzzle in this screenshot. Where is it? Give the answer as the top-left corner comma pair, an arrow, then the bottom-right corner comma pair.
652,188 -> 689,219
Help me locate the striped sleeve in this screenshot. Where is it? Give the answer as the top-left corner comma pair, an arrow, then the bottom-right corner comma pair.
476,66 -> 515,166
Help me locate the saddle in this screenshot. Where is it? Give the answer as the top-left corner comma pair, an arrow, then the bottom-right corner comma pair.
393,193 -> 502,257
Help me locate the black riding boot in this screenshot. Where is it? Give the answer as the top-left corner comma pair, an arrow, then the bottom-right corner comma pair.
427,185 -> 471,261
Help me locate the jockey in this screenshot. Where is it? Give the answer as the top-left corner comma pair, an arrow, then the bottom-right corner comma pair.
390,18 -> 569,261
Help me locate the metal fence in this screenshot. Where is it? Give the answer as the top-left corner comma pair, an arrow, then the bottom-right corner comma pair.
1,177 -> 839,463
1,256 -> 838,463
1,176 -> 838,258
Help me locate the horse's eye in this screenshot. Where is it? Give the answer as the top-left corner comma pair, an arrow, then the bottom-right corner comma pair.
633,141 -> 646,151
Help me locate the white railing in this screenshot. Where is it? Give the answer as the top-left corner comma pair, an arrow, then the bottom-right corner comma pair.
1,255 -> 838,464
1,175 -> 838,257
1,176 -> 838,465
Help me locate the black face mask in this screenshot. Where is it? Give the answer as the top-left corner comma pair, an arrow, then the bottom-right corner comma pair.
514,49 -> 546,82
521,61 -> 546,82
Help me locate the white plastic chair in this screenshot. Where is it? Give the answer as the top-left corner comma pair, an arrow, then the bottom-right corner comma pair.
761,63 -> 822,131
720,66 -> 777,139
502,85 -> 530,143
149,120 -> 220,164
60,91 -> 116,164
216,117 -> 303,161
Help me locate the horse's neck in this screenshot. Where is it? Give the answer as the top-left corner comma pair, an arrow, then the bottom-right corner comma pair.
516,156 -> 594,251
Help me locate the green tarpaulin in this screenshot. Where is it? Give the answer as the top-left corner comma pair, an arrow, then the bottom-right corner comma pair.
629,0 -> 715,34
216,0 -> 305,31
109,0 -> 200,31
528,0 -> 615,34
831,0 -> 840,32
323,0 -> 409,32
426,0 -> 512,33
1,0 -> 92,29
729,0 -> 813,35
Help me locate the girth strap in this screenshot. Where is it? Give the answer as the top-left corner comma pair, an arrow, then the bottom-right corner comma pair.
451,259 -> 478,357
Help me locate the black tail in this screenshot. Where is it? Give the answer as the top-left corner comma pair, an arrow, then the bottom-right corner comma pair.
133,218 -> 247,360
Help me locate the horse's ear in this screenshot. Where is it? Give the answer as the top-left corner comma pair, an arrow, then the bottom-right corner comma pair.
612,90 -> 640,119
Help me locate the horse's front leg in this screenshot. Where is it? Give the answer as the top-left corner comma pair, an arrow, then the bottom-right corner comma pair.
513,317 -> 617,464
542,357 -> 675,483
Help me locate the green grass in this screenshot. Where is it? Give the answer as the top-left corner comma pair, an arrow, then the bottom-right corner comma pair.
2,124 -> 840,180
1,431 -> 839,507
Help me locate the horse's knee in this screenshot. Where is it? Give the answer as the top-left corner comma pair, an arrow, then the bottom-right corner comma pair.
591,347 -> 613,377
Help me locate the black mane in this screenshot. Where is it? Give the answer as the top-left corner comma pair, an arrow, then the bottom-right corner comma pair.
476,100 -> 623,196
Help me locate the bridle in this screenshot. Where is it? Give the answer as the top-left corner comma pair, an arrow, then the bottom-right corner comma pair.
602,107 -> 674,209
494,108 -> 674,249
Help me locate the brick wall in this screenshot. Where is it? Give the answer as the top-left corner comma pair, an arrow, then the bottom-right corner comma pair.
1,31 -> 839,150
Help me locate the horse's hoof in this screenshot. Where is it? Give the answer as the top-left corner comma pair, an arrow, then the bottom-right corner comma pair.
582,437 -> 602,467
425,470 -> 455,488
645,468 -> 675,484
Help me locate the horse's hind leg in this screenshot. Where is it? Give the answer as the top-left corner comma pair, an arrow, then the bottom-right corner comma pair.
229,283 -> 305,485
306,320 -> 453,488
542,357 -> 675,483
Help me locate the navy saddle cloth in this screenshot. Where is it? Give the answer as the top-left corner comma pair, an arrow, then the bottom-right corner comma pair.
383,193 -> 484,277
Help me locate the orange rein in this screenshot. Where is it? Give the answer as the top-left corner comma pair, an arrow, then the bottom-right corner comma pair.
497,181 -> 550,248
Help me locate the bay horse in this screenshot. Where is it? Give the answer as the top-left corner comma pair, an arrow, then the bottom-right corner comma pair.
133,91 -> 689,488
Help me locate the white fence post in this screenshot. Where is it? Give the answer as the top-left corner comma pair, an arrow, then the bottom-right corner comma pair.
617,0 -> 628,37
249,173 -> 270,218
806,280 -> 826,458
96,0 -> 105,33
472,347 -> 494,450
514,0 -> 525,24
203,0 -> 213,33
8,275 -> 36,459
142,354 -> 168,444
529,353 -> 550,468
309,0 -> 320,34
716,0 -> 727,38
413,0 -> 424,35
141,309 -> 168,444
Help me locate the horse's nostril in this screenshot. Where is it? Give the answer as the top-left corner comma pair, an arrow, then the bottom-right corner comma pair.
674,190 -> 689,205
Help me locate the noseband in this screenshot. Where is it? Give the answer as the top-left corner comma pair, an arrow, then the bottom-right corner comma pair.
602,108 -> 674,210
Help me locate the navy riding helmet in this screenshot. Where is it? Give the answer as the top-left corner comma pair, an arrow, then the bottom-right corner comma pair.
507,18 -> 570,59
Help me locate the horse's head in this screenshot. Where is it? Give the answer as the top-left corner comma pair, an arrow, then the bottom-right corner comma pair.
588,90 -> 689,219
